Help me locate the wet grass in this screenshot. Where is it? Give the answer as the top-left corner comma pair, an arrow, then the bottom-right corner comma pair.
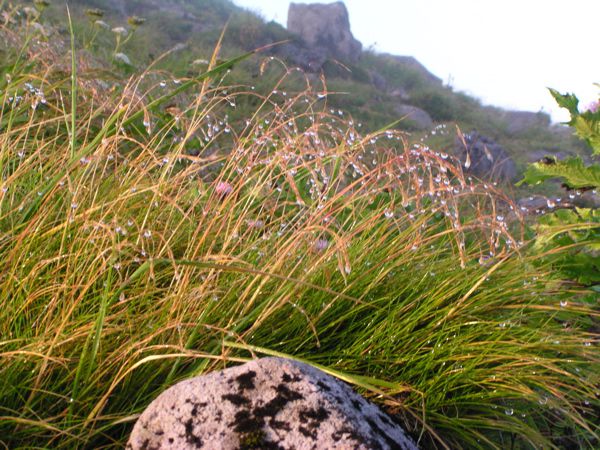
0,6 -> 599,449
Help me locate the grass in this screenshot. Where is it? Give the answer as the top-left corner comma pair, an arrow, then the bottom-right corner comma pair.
1,4 -> 599,449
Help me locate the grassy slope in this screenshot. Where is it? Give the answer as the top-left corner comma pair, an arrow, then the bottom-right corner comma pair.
1,2 -> 599,449
40,0 -> 589,185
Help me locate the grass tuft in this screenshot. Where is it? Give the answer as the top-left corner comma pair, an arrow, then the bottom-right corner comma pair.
0,5 -> 598,449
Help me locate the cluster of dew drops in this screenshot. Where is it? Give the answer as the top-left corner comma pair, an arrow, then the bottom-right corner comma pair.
3,64 -> 522,274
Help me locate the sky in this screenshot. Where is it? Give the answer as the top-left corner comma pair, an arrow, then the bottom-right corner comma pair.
232,0 -> 599,123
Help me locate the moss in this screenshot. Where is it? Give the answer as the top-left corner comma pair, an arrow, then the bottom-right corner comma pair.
239,429 -> 268,450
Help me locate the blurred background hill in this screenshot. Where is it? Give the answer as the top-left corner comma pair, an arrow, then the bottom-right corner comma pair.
28,0 -> 595,198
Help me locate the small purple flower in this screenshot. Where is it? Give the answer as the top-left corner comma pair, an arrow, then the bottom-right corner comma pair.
313,238 -> 329,252
215,181 -> 233,196
246,219 -> 264,229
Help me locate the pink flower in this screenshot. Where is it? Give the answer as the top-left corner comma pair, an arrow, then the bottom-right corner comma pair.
584,99 -> 600,113
313,238 -> 329,252
246,219 -> 264,229
215,181 -> 233,196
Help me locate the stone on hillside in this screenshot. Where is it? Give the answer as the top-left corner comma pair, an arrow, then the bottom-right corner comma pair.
369,70 -> 388,92
455,131 -> 517,182
501,110 -> 551,135
381,55 -> 443,87
127,357 -> 418,450
390,88 -> 410,101
287,2 -> 362,63
517,195 -> 549,213
274,42 -> 329,72
394,104 -> 434,130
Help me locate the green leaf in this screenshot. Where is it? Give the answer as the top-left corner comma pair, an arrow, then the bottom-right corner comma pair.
518,157 -> 600,189
573,115 -> 600,154
548,88 -> 579,121
529,207 -> 600,285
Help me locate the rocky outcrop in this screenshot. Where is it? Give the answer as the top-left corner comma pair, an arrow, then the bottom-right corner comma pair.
380,55 -> 443,87
127,357 -> 418,450
501,110 -> 551,135
394,104 -> 434,130
369,70 -> 388,92
287,2 -> 362,63
274,42 -> 329,72
455,131 -> 517,182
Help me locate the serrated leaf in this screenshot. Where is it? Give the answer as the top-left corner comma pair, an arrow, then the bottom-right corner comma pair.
518,157 -> 600,189
549,88 -> 579,121
573,115 -> 600,154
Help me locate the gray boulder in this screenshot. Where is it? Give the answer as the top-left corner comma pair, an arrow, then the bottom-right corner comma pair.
390,88 -> 410,101
369,70 -> 388,92
455,131 -> 517,182
127,357 -> 418,450
501,110 -> 551,135
517,196 -> 553,215
287,2 -> 362,63
379,55 -> 443,88
274,41 -> 329,72
394,104 -> 434,130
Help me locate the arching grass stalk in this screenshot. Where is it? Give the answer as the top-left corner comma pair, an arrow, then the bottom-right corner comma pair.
0,11 -> 598,450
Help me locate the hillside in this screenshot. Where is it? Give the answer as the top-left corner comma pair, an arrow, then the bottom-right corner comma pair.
7,0 -> 595,198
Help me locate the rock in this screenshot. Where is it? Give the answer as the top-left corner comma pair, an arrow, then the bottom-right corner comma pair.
394,104 -> 434,130
380,55 -> 443,87
501,110 -> 551,135
455,131 -> 517,182
369,70 -> 388,92
287,2 -> 362,63
127,357 -> 418,450
578,191 -> 600,208
274,41 -> 328,72
549,123 -> 574,139
390,88 -> 410,101
516,195 -> 578,214
517,196 -> 553,215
